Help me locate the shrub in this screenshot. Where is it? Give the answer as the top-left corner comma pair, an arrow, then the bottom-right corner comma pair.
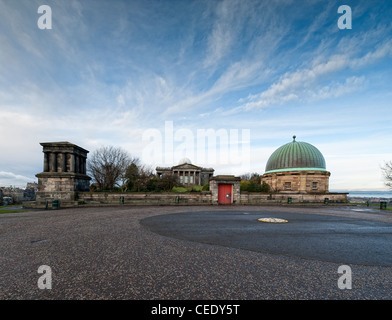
172,186 -> 188,193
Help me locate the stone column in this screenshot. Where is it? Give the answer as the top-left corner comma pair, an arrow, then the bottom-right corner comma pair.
75,155 -> 80,173
65,153 -> 70,172
82,157 -> 87,174
70,153 -> 75,172
43,152 -> 49,172
61,153 -> 67,172
57,153 -> 66,172
49,152 -> 56,172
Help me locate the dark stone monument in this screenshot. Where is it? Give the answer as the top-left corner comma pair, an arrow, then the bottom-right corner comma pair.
34,142 -> 91,206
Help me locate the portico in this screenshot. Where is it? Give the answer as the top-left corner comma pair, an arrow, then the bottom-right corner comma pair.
156,158 -> 214,186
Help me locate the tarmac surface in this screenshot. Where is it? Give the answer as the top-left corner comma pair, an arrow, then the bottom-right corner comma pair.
1,204 -> 392,300
141,208 -> 392,267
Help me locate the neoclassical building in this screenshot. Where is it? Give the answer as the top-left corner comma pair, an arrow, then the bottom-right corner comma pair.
261,136 -> 330,193
156,158 -> 214,186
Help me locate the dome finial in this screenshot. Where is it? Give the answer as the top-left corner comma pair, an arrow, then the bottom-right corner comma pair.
293,135 -> 296,142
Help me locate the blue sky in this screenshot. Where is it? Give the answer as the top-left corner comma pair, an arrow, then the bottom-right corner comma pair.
0,0 -> 391,191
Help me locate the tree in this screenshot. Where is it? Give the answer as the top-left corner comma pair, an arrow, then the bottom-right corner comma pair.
240,172 -> 270,193
87,146 -> 138,191
126,164 -> 155,192
260,181 -> 270,193
125,163 -> 139,191
154,173 -> 179,192
381,161 -> 392,189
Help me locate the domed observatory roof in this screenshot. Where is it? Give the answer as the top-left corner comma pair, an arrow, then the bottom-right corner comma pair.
178,157 -> 192,165
265,136 -> 326,174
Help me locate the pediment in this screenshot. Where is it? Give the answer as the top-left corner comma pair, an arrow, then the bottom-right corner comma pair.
172,163 -> 202,170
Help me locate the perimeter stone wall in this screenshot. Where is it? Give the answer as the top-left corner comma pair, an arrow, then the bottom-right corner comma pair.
24,190 -> 347,208
77,192 -> 212,206
241,192 -> 348,204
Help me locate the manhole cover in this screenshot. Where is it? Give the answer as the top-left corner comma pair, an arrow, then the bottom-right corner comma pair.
258,218 -> 288,223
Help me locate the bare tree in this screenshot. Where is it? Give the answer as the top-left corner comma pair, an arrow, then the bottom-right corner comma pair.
381,161 -> 392,189
87,146 -> 138,191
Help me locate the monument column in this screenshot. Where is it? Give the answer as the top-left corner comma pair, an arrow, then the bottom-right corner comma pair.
80,156 -> 85,174
43,152 -> 49,172
83,157 -> 87,174
70,153 -> 75,172
49,152 -> 56,172
75,155 -> 80,173
59,153 -> 66,172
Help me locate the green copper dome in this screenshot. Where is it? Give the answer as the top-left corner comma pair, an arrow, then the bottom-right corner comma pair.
265,136 -> 326,174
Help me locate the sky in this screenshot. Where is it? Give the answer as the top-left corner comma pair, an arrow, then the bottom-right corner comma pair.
0,0 -> 391,191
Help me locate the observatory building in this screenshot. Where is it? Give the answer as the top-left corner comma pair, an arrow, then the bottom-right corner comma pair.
261,136 -> 330,193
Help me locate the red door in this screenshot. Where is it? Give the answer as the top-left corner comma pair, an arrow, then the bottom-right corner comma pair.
218,184 -> 232,204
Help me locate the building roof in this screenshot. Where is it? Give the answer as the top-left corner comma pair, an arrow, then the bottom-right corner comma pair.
265,136 -> 327,174
39,141 -> 89,154
156,159 -> 214,172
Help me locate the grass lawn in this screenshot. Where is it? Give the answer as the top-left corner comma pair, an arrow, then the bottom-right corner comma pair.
349,202 -> 391,210
0,205 -> 25,214
0,210 -> 25,214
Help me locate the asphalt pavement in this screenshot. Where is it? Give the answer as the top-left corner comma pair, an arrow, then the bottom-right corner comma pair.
0,204 -> 391,299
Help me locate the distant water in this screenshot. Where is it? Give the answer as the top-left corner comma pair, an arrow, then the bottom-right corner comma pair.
333,191 -> 392,199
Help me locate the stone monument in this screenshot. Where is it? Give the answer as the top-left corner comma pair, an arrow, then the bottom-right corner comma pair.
34,142 -> 91,206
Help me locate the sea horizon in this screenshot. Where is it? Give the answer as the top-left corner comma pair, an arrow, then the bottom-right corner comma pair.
331,190 -> 392,199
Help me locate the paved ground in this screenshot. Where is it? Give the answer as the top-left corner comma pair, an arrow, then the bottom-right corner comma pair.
0,205 -> 392,299
141,208 -> 392,267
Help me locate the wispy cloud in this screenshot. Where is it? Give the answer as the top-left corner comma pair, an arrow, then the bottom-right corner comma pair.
203,0 -> 245,68
239,39 -> 392,110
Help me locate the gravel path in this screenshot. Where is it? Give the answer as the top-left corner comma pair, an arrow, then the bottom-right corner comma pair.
0,205 -> 391,300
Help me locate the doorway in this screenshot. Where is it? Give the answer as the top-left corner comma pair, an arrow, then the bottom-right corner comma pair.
218,184 -> 233,204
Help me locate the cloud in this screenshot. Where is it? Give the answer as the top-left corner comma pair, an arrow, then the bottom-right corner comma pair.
0,171 -> 36,187
240,39 -> 392,111
306,76 -> 366,101
203,0 -> 241,68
